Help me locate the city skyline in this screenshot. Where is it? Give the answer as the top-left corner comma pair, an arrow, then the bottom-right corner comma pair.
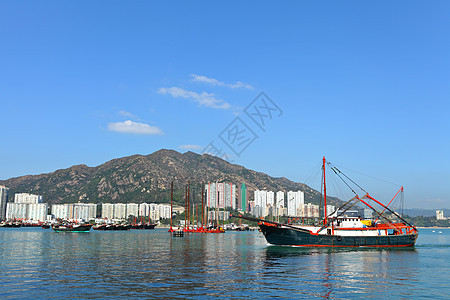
1,2 -> 449,209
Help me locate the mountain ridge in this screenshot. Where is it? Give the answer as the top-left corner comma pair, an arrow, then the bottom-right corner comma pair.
0,149 -> 339,207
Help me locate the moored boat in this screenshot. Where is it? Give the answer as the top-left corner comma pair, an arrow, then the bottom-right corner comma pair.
234,157 -> 418,248
52,223 -> 92,233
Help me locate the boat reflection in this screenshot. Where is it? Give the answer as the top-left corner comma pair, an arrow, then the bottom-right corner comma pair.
262,246 -> 419,298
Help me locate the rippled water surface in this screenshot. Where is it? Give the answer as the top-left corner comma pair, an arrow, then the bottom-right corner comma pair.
0,228 -> 449,299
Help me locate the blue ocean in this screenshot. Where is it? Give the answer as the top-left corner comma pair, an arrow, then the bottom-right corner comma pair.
0,227 -> 448,299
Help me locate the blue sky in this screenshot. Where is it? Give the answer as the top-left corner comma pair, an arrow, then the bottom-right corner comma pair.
1,1 -> 449,209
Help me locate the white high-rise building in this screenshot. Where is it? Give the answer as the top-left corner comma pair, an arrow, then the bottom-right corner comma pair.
205,182 -> 236,209
254,190 -> 268,217
114,203 -> 127,219
52,204 -> 69,219
14,193 -> 43,204
267,191 -> 275,207
126,203 -> 139,217
5,192 -> 47,221
0,186 -> 9,220
6,202 -> 48,221
436,210 -> 445,220
102,203 -> 115,219
52,203 -> 96,221
149,203 -> 158,221
139,203 -> 149,217
287,191 -> 304,217
276,191 -> 285,216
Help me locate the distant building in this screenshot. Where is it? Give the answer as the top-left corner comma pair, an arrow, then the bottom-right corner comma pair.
208,210 -> 230,222
254,190 -> 268,217
205,182 -> 236,209
14,193 -> 43,204
238,183 -> 248,212
6,202 -> 48,221
5,193 -> 47,221
287,191 -> 304,217
364,209 -> 373,219
126,203 -> 139,218
436,210 -> 445,220
0,186 -> 9,220
52,203 -> 97,221
276,191 -> 285,216
102,203 -> 115,219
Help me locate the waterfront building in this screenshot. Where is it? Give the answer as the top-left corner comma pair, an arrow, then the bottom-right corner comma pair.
158,204 -> 171,219
52,204 -> 69,219
238,183 -> 248,212
114,203 -> 127,219
149,203 -> 158,220
276,191 -> 285,216
139,203 -> 149,217
436,210 -> 445,220
205,182 -> 236,209
287,191 -> 304,217
208,210 -> 230,222
6,202 -> 48,221
251,205 -> 262,218
126,203 -> 139,217
254,190 -> 268,217
5,192 -> 47,221
14,193 -> 43,204
52,203 -> 97,221
0,186 -> 9,220
101,203 -> 115,219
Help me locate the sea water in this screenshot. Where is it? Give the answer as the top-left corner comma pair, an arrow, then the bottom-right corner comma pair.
0,227 -> 448,299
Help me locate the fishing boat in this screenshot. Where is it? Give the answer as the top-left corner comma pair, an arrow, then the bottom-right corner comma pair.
235,157 -> 418,247
52,222 -> 92,233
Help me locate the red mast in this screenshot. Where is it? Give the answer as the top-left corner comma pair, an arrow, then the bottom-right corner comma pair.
170,181 -> 173,231
201,183 -> 204,229
323,156 -> 328,225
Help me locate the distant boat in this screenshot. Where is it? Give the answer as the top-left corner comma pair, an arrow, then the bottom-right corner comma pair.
0,221 -> 22,228
234,157 -> 419,248
93,224 -> 131,230
52,223 -> 92,233
432,230 -> 436,232
439,231 -> 443,234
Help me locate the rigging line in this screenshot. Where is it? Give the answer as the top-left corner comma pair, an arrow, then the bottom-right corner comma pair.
331,164 -> 368,195
329,168 -> 351,201
330,167 -> 359,197
332,164 -> 402,187
302,161 -> 323,186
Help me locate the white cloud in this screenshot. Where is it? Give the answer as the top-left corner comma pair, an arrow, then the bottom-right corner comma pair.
108,120 -> 164,135
118,110 -> 137,118
178,144 -> 203,150
190,74 -> 253,90
158,87 -> 231,109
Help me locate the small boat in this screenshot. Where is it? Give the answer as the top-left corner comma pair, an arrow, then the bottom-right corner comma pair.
94,224 -> 131,231
52,223 -> 92,233
143,223 -> 157,230
0,221 -> 22,228
92,224 -> 108,230
41,224 -> 51,229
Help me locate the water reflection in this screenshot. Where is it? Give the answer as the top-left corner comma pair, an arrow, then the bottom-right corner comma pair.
0,228 -> 446,299
261,245 -> 419,298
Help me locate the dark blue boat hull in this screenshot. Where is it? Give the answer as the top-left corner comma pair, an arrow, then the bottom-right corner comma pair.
259,224 -> 418,247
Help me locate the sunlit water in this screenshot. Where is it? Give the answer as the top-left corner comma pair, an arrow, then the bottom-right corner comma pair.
0,228 -> 448,299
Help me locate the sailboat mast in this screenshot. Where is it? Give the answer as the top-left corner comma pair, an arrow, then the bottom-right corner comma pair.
323,156 -> 328,225
170,181 -> 173,230
201,183 -> 204,229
